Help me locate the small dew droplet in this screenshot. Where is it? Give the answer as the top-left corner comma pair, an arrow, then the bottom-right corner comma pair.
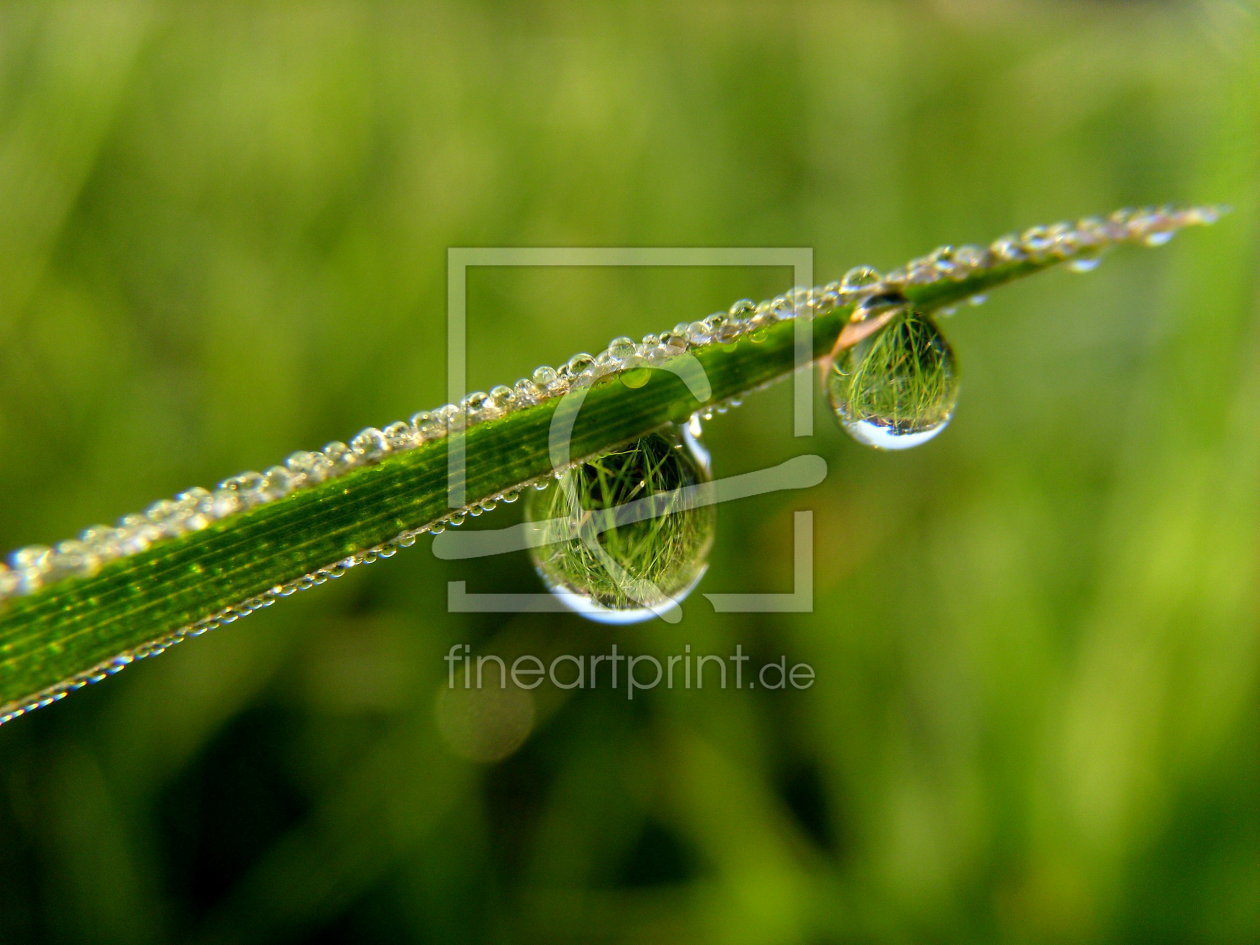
1068,255 -> 1101,273
1021,225 -> 1054,260
607,336 -> 637,361
827,306 -> 960,451
841,266 -> 882,293
659,331 -> 687,356
564,353 -> 596,381
384,421 -> 415,450
351,427 -> 389,460
490,385 -> 515,410
524,426 -> 715,623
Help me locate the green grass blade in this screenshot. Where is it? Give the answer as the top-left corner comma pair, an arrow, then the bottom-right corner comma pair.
0,206 -> 1222,723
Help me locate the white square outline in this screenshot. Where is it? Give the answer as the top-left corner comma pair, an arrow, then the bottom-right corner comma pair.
446,247 -> 817,616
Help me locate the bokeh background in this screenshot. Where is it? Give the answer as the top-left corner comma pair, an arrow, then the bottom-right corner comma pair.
1,1 -> 1257,942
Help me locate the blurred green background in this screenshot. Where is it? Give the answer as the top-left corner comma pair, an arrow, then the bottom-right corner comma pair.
1,1 -> 1257,942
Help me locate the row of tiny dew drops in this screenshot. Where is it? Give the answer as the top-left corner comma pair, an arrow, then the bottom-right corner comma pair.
0,205 -> 1220,611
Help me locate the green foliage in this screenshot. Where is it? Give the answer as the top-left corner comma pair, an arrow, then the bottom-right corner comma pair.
0,225 -> 1198,721
0,3 -> 1255,944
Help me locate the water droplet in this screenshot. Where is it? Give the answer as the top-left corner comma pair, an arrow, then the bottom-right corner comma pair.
659,331 -> 688,356
12,545 -> 52,572
439,402 -> 466,431
990,235 -> 1027,263
286,450 -> 334,486
513,378 -> 543,406
706,313 -> 741,343
607,336 -> 637,361
384,421 -> 415,450
1106,208 -> 1136,239
1075,216 -> 1107,248
827,305 -> 960,451
350,427 -> 389,460
929,245 -> 959,276
260,466 -> 293,498
813,288 -> 842,313
490,385 -> 515,411
594,352 -> 622,375
787,287 -> 815,315
748,311 -> 774,342
1192,205 -> 1223,225
686,320 -> 713,345
952,245 -> 985,276
905,260 -> 937,285
219,471 -> 269,506
1068,254 -> 1101,273
146,498 -> 181,528
410,412 -> 444,440
55,539 -> 101,576
174,487 -> 214,523
620,367 -> 652,389
319,441 -> 350,468
79,524 -> 125,561
841,266 -> 882,293
463,391 -> 493,420
564,353 -> 596,378
524,425 -> 715,623
1021,226 -> 1054,260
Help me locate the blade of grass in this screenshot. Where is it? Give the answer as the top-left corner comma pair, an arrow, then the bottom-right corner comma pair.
0,206 -> 1222,723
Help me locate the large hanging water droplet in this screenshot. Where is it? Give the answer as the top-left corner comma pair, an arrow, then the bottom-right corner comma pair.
827,304 -> 960,450
524,425 -> 715,623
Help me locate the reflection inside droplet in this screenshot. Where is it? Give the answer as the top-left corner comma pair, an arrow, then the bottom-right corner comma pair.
524,426 -> 715,623
827,304 -> 960,451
